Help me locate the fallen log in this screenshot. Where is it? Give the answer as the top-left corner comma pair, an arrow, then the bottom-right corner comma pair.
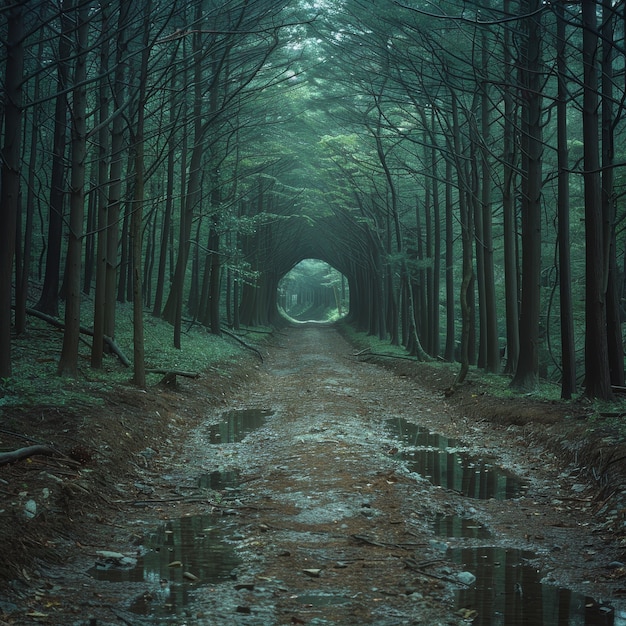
0,445 -> 56,467
145,368 -> 199,378
24,307 -> 130,367
221,328 -> 264,362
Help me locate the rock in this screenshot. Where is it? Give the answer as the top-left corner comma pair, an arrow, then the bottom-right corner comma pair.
95,551 -> 137,569
23,500 -> 37,520
302,568 -> 322,578
455,571 -> 477,586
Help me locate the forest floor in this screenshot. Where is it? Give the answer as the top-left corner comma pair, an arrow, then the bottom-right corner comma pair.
1,324 -> 626,625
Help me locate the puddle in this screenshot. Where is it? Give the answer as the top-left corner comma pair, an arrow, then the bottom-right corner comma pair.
449,546 -> 616,625
433,514 -> 491,539
387,417 -> 462,449
198,469 -> 241,490
90,514 -> 240,616
208,408 -> 274,443
386,418 -> 526,500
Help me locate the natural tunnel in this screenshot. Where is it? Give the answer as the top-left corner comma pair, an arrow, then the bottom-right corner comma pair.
278,259 -> 349,323
236,212 -> 383,336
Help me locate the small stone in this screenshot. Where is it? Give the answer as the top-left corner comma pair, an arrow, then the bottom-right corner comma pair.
455,571 -> 476,586
23,500 -> 37,519
302,568 -> 322,578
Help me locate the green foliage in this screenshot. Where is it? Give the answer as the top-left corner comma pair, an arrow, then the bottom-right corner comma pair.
0,305 -> 252,410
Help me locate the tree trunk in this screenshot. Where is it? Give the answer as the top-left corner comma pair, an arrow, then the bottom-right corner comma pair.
430,109 -> 441,359
601,0 -> 623,388
104,0 -> 130,341
0,2 -> 25,377
130,0 -> 152,389
58,0 -> 88,377
35,1 -> 72,318
444,157 -> 456,362
151,62 -> 177,318
511,0 -> 543,392
502,0 -> 520,375
480,32 -> 500,373
555,2 -> 576,399
91,2 -> 112,369
451,93 -> 473,384
15,14 -> 43,336
162,4 -> 204,347
582,0 -> 613,400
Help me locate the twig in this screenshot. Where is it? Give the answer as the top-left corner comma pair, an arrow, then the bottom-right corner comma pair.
403,557 -> 471,586
221,328 -> 264,362
0,445 -> 56,466
146,368 -> 199,378
24,307 -> 130,367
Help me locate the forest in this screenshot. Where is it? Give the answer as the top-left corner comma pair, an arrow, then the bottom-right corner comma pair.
1,0 -> 626,402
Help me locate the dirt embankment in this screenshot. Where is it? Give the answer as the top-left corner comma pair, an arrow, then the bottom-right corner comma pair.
0,325 -> 625,625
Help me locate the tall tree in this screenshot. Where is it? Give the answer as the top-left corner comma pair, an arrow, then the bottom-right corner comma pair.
34,2 -> 72,317
129,0 -> 152,388
91,1 -> 113,369
511,0 -> 544,392
501,0 -> 520,375
581,0 -> 613,399
0,1 -> 25,377
58,0 -> 89,376
601,0 -> 623,389
555,1 -> 576,399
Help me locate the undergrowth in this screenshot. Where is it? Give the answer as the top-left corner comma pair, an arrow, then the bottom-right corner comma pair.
1,304 -> 251,410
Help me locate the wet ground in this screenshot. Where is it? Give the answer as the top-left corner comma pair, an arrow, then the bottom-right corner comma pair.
3,325 -> 626,625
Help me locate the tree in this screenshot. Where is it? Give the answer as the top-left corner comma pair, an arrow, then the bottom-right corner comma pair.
581,0 -> 613,400
555,1 -> 576,399
0,1 -> 25,377
511,0 -> 544,392
58,0 -> 89,377
34,2 -> 72,318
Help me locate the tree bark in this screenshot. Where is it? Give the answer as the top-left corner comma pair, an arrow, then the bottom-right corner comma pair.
0,1 -> 24,377
582,0 -> 613,400
58,0 -> 89,377
35,2 -> 71,318
555,1 -> 576,399
91,2 -> 112,369
511,0 -> 543,392
480,31 -> 500,373
601,0 -> 623,388
104,0 -> 130,341
502,0 -> 519,375
130,0 -> 152,389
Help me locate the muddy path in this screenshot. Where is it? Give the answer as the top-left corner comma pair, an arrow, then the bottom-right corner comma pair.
9,325 -> 626,625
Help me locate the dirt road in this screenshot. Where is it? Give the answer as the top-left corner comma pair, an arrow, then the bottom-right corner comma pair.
11,325 -> 626,624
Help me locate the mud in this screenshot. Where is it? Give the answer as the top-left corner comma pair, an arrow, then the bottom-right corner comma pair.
3,325 -> 626,625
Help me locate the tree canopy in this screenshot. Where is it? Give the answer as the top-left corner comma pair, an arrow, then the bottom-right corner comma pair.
2,0 -> 626,401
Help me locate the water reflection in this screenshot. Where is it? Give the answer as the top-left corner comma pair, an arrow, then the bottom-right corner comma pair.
208,408 -> 274,443
198,469 -> 240,490
386,418 -> 526,500
433,514 -> 491,539
450,547 -> 615,625
90,514 -> 240,616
